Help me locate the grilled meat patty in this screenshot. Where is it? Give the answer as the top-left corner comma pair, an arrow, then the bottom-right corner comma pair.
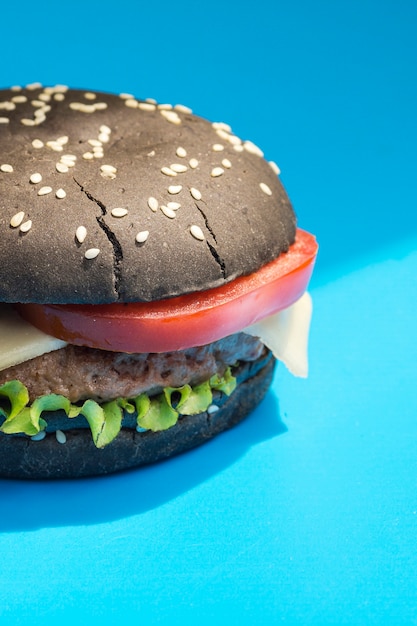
0,333 -> 265,403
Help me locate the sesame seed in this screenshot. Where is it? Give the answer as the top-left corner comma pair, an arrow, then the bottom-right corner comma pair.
84,92 -> 97,100
21,118 -> 36,126
244,140 -> 264,157
38,93 -> 51,102
55,430 -> 67,444
160,109 -> 181,125
190,225 -> 205,241
83,152 -> 94,160
212,122 -> 232,133
174,104 -> 192,114
207,404 -> 219,414
148,197 -> 159,212
56,162 -> 69,173
167,201 -> 181,210
10,85 -> 22,92
56,188 -> 66,199
69,102 -> 95,113
0,117 -> 9,124
168,185 -> 182,194
54,93 -> 65,101
212,143 -> 224,152
145,97 -> 157,104
176,147 -> 187,158
211,167 -> 224,177
222,158 -> 232,169
215,128 -> 230,141
228,135 -> 242,146
56,135 -> 69,145
60,155 -> 77,166
12,95 -> 27,104
170,163 -> 188,173
100,124 -> 111,134
233,144 -> 244,152
95,102 -> 108,111
111,207 -> 128,217
31,431 -> 46,441
34,113 -> 46,125
20,220 -> 32,233
100,164 -> 117,179
269,161 -> 281,175
85,248 -> 100,259
10,211 -> 25,228
0,164 -> 13,173
32,139 -> 44,149
88,139 -> 102,147
119,93 -> 135,100
158,103 -> 173,110
0,100 -> 16,111
98,132 -> 110,143
75,226 -> 87,243
190,187 -> 202,200
0,101 -> 14,111
100,164 -> 117,173
161,166 -> 177,177
46,140 -> 63,152
189,158 -> 199,169
136,230 -> 149,243
26,82 -> 42,90
260,182 -> 272,196
160,205 -> 176,219
38,186 -> 52,196
30,172 -> 42,184
52,84 -> 69,93
138,102 -> 156,111
124,98 -> 138,108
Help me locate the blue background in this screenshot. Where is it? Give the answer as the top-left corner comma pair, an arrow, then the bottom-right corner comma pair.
1,0 -> 417,623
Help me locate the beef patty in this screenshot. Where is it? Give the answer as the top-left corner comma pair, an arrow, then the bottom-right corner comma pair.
1,333 -> 265,403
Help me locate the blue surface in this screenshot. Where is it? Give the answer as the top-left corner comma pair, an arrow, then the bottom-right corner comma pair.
1,1 -> 417,624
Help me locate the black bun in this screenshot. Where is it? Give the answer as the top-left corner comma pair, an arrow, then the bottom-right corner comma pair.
0,353 -> 275,479
0,84 -> 296,304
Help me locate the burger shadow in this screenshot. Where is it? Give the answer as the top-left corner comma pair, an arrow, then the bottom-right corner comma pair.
0,389 -> 286,533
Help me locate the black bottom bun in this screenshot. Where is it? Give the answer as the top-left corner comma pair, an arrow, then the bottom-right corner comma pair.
0,352 -> 276,480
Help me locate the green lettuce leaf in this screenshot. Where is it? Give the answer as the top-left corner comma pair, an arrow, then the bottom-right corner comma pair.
98,400 -> 124,448
30,394 -> 72,431
137,394 -> 179,432
210,367 -> 237,396
1,408 -> 46,436
134,393 -> 151,421
0,367 -> 237,446
0,380 -> 30,421
73,399 -> 123,448
174,381 -> 213,415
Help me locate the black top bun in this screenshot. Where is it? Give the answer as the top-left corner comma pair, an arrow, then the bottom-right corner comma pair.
0,84 -> 296,304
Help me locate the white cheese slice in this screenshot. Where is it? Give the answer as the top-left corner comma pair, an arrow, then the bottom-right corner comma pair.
244,292 -> 312,378
0,304 -> 68,371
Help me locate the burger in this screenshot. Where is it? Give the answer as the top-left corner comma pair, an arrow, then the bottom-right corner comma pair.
0,83 -> 317,479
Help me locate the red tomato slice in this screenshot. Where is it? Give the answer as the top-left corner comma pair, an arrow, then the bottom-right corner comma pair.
15,229 -> 317,353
